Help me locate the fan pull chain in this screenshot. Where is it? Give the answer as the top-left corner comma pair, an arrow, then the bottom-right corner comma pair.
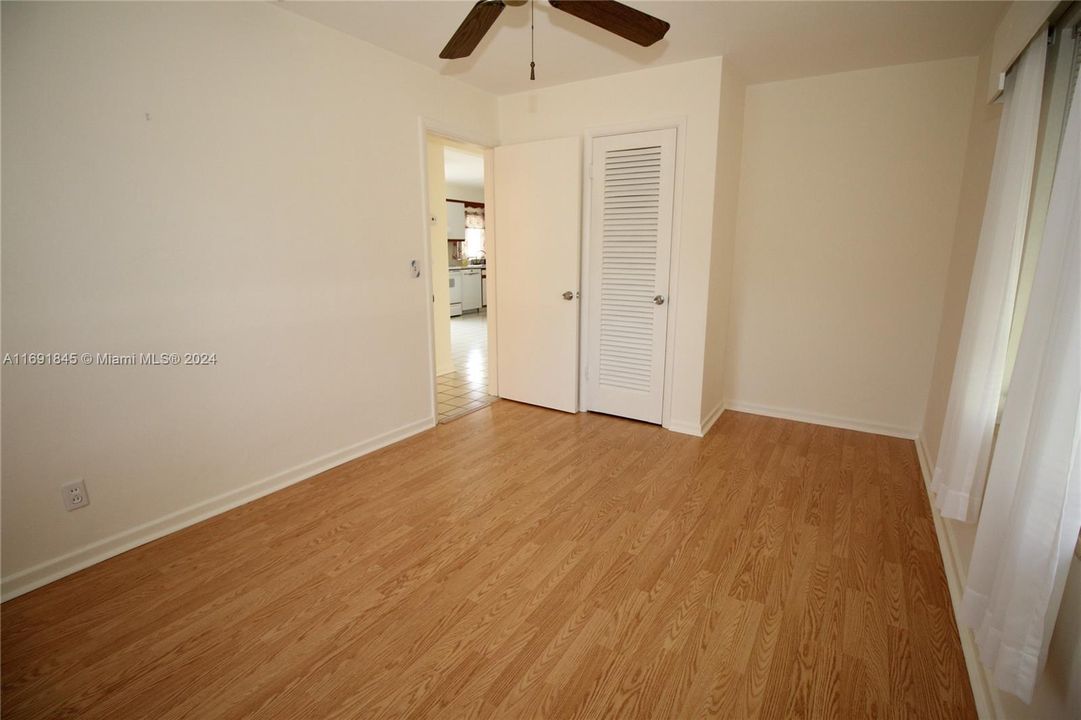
529,0 -> 536,80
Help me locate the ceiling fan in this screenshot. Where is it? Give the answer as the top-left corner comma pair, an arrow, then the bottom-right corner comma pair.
439,0 -> 671,65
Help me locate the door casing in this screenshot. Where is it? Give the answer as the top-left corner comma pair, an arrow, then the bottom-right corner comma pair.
416,118 -> 498,426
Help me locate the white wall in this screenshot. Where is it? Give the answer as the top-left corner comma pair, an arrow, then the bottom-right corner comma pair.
724,57 -> 979,436
498,57 -> 725,433
0,1 -> 498,595
701,61 -> 745,427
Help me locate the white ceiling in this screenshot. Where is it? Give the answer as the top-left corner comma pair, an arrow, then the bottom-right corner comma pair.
281,1 -> 1008,95
444,146 -> 485,188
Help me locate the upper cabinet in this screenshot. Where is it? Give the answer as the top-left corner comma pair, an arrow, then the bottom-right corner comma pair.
446,201 -> 466,241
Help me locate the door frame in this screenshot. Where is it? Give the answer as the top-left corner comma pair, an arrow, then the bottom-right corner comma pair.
415,118 -> 498,425
579,117 -> 688,431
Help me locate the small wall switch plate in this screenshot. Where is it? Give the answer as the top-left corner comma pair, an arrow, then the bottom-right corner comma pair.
62,479 -> 90,511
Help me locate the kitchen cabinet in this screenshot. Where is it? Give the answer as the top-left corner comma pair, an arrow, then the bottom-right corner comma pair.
446,201 -> 466,241
461,268 -> 482,312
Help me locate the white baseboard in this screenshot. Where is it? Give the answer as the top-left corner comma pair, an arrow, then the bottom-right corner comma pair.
914,433 -> 931,481
724,400 -> 918,439
701,401 -> 726,436
915,433 -> 1001,720
665,402 -> 726,438
0,415 -> 436,602
666,419 -> 704,437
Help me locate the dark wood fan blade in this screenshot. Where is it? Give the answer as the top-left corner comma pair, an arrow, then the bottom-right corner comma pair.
549,0 -> 669,47
440,1 -> 506,59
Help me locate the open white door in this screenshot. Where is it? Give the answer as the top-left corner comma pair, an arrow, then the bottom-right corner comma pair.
586,128 -> 677,424
494,137 -> 582,413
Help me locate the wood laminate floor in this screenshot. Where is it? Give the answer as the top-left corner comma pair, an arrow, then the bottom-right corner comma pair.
1,403 -> 975,719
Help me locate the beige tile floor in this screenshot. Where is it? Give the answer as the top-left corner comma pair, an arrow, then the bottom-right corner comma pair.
437,309 -> 498,423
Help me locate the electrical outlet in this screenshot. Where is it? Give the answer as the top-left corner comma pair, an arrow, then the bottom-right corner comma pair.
62,479 -> 90,511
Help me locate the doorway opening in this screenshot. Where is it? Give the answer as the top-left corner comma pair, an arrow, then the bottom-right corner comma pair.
425,133 -> 498,423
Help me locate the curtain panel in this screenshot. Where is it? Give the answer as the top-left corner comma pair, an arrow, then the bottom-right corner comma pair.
931,34 -> 1047,522
960,63 -> 1081,704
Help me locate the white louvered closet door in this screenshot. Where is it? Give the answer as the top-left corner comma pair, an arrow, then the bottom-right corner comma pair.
586,128 -> 676,424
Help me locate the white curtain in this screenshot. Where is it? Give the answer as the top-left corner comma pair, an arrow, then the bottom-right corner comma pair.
464,205 -> 485,229
931,34 -> 1047,522
463,206 -> 486,258
960,67 -> 1081,704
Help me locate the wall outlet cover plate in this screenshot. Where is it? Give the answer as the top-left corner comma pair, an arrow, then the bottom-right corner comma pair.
62,479 -> 90,511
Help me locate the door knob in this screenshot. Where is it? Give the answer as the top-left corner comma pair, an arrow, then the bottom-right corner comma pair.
563,291 -> 575,300
653,295 -> 666,305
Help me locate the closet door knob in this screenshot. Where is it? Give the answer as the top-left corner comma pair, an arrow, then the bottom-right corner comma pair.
562,291 -> 575,300
653,295 -> 666,305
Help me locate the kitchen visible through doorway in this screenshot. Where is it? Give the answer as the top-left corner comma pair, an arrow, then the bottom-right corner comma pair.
434,139 -> 497,422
